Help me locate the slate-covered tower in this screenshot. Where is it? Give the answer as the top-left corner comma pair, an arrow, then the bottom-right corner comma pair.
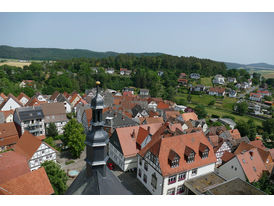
85,81 -> 109,177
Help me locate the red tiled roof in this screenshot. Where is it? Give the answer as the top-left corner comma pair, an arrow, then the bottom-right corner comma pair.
0,122 -> 19,147
14,131 -> 42,160
250,93 -> 262,97
181,112 -> 198,121
0,151 -> 30,184
0,93 -> 7,100
136,127 -> 149,146
234,142 -> 255,155
139,131 -> 216,177
209,87 -> 225,93
157,102 -> 169,109
236,148 -> 267,183
249,140 -> 267,150
0,167 -> 54,195
17,92 -> 30,101
229,129 -> 241,140
258,90 -> 270,94
178,78 -> 188,83
26,97 -> 47,106
221,151 -> 235,163
165,110 -> 180,119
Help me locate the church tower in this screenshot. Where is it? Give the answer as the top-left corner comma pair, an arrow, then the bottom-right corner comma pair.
85,81 -> 109,177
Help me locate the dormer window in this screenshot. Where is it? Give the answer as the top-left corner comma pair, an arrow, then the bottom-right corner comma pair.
168,150 -> 180,168
184,146 -> 195,163
199,143 -> 209,159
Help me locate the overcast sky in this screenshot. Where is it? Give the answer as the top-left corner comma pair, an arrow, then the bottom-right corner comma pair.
0,12 -> 273,64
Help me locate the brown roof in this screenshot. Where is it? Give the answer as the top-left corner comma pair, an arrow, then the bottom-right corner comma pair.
144,117 -> 164,124
115,123 -> 163,158
50,91 -> 60,101
207,126 -> 226,136
165,110 -> 180,119
0,167 -> 54,195
221,151 -> 235,163
139,131 -> 216,177
0,94 -> 23,110
0,151 -> 30,184
14,131 -> 42,160
1,109 -> 14,119
41,102 -> 68,123
209,87 -> 225,94
257,148 -> 272,163
234,142 -> 255,155
26,97 -> 47,106
85,108 -> 92,127
0,122 -> 19,147
249,140 -> 267,150
136,127 -> 149,146
208,135 -> 219,147
0,92 -> 7,100
236,148 -> 267,183
17,92 -> 30,101
181,112 -> 198,122
229,129 -> 241,140
269,149 -> 274,161
157,102 -> 169,110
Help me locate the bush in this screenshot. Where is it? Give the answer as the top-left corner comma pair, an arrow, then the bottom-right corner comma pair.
65,160 -> 75,165
211,114 -> 220,118
208,100 -> 215,106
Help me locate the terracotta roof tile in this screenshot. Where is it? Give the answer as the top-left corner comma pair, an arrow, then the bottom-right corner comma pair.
140,131 -> 216,177
0,93 -> 7,100
234,142 -> 255,155
249,140 -> 267,150
236,148 -> 267,183
0,151 -> 30,184
181,112 -> 198,121
221,151 -> 235,163
17,92 -> 30,102
157,102 -> 169,110
14,131 -> 42,160
0,122 -> 19,147
229,129 -> 241,140
0,167 -> 54,195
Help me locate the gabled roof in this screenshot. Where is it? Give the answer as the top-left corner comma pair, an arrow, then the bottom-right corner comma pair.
221,151 -> 235,163
49,91 -> 60,101
229,129 -> 241,139
14,131 -> 42,160
136,127 -> 149,146
0,151 -> 30,184
234,142 -> 254,155
0,92 -> 7,100
0,94 -> 23,110
249,140 -> 266,150
209,87 -> 225,93
236,148 -> 267,183
0,167 -> 54,195
139,131 -> 216,176
26,96 -> 47,106
17,92 -> 30,101
0,122 -> 19,147
157,101 -> 169,109
181,112 -> 198,122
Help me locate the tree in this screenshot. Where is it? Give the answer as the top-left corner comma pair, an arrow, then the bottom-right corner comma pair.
262,118 -> 274,135
236,120 -> 250,137
46,123 -> 58,139
235,102 -> 248,115
41,160 -> 68,195
208,100 -> 215,106
247,119 -> 257,141
252,171 -> 274,195
187,94 -> 192,103
194,105 -> 207,119
63,119 -> 85,158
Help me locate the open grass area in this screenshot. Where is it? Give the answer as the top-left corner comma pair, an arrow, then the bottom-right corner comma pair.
200,77 -> 213,87
0,61 -> 31,68
174,92 -> 263,126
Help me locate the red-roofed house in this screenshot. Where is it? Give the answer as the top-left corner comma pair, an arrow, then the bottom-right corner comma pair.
137,131 -> 216,195
14,131 -> 57,171
108,123 -> 164,171
0,151 -> 30,184
157,102 -> 169,110
209,87 -> 225,96
19,80 -> 35,88
250,93 -> 262,102
0,93 -> 7,104
181,112 -> 198,122
17,92 -> 30,106
257,90 -> 271,97
0,167 -> 54,195
0,94 -> 23,111
0,122 -> 19,151
178,79 -> 188,86
218,148 -> 267,183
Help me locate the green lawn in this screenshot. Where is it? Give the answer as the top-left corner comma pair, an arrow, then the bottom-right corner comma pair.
200,77 -> 213,87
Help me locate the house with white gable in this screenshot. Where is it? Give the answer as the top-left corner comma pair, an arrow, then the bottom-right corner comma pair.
213,75 -> 225,85
0,94 -> 23,111
148,100 -> 157,111
108,123 -> 164,171
14,131 -> 57,171
17,92 -> 30,106
137,131 -> 216,195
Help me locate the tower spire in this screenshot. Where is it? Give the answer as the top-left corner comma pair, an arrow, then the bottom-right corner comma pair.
85,81 -> 108,177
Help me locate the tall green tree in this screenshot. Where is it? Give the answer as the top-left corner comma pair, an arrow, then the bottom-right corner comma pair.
194,104 -> 207,119
41,160 -> 68,195
46,122 -> 58,139
252,171 -> 274,195
234,102 -> 248,115
63,119 -> 85,158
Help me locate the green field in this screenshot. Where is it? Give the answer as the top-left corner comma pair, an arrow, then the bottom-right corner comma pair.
200,77 -> 213,86
174,92 -> 263,126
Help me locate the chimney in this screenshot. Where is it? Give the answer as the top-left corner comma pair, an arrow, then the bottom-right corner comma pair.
131,129 -> 135,138
147,126 -> 151,134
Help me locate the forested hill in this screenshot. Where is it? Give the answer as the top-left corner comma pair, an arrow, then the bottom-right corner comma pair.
0,45 -> 164,60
